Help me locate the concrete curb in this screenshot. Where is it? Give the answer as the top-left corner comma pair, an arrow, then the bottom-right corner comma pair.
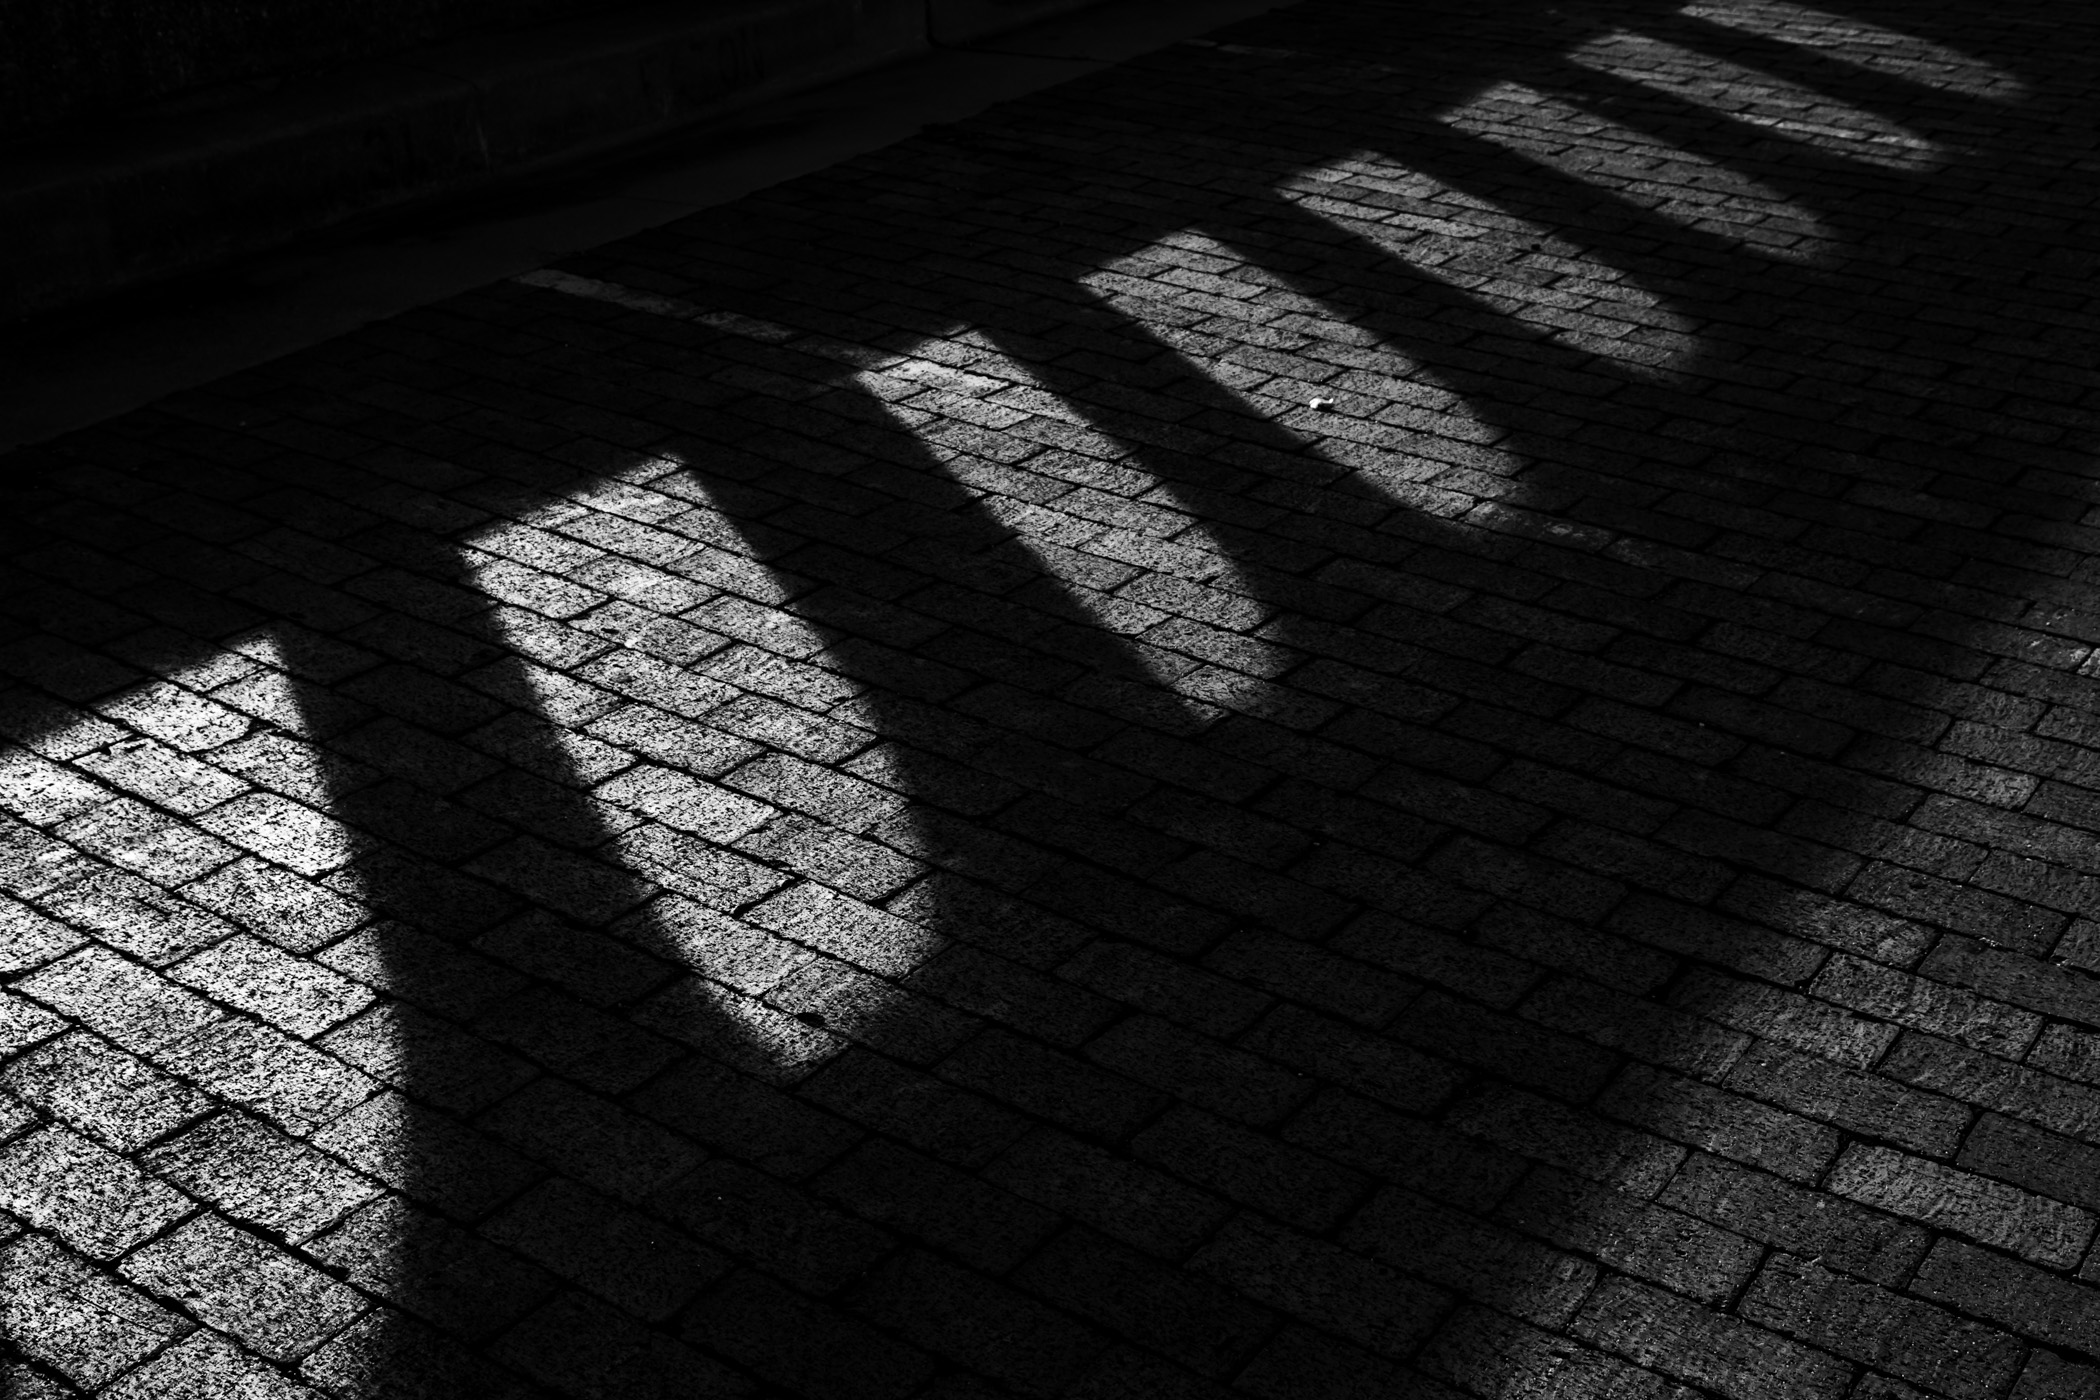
0,0 -> 1107,321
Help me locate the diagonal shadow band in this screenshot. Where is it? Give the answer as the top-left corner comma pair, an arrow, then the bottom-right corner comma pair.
2,0 -> 2098,1395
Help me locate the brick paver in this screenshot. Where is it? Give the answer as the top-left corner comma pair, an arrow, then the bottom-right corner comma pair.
4,0 -> 2099,1395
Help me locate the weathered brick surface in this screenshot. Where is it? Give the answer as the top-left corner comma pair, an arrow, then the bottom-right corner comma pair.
4,0 -> 2098,1393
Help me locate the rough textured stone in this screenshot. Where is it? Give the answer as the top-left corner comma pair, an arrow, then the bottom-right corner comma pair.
2,2 -> 2095,1395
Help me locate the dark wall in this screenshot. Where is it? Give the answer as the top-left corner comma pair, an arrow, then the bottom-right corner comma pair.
0,0 -> 634,140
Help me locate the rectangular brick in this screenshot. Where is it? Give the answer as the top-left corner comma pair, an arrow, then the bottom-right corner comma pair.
1850,863 -> 2065,954
1326,914 -> 1538,1009
1974,849 -> 2100,916
1725,1039 -> 1968,1157
1421,1306 -> 1694,1400
905,944 -> 1115,1047
1670,968 -> 1896,1069
1600,1064 -> 1839,1183
1811,953 -> 2041,1059
1386,990 -> 1616,1102
1016,1226 -> 1273,1375
1284,1089 -> 1527,1214
497,1290 -> 747,1399
1191,1213 -> 1445,1360
747,881 -> 943,979
97,681 -> 251,752
0,894 -> 84,973
195,792 -> 352,876
1741,1254 -> 2022,1400
1913,1238 -> 2100,1356
654,1156 -> 891,1294
1659,810 -> 1859,892
1087,1014 -> 1309,1126
1134,1105 -> 1368,1233
1721,878 -> 1933,967
1425,836 -> 1624,921
1449,1083 -> 1686,1196
333,717 -> 495,795
1538,819 -> 1732,903
144,1111 -> 378,1242
1922,933 -> 2100,1025
630,894 -> 808,992
1342,1185 -> 1595,1328
1233,1322 -> 1458,1400
850,1250 -> 1106,1399
582,649 -> 736,719
0,1125 -> 191,1259
711,692 -> 874,763
39,864 -> 232,964
59,797 -> 237,885
475,910 -> 674,1007
1828,1143 -> 2094,1267
312,1088 -> 540,1221
725,752 -> 906,832
817,1135 -> 1054,1272
1239,1003 -> 1462,1116
478,1075 -> 700,1205
1608,896 -> 1825,985
0,748 -> 110,824
585,702 -> 755,775
1205,928 -> 1420,1026
1573,1273 -> 1850,1400
0,1234 -> 188,1390
985,1126 -> 1229,1259
2014,1350 -> 2100,1400
154,1016 -> 377,1135
2030,1021 -> 2100,1090
78,739 -> 246,815
1659,1152 -> 1927,1286
682,1269 -> 933,1400
742,812 -> 924,902
593,763 -> 774,842
15,946 -> 223,1052
943,1027 -> 1167,1139
484,1178 -> 723,1321
1881,1031 -> 2100,1145
614,825 -> 790,912
318,922 -> 525,1022
1523,974 -> 1747,1081
641,979 -> 838,1093
172,934 -> 372,1038
181,856 -> 368,953
309,1193 -> 556,1341
1959,1111 -> 2100,1215
1474,904 -> 1675,994
635,1046 -> 848,1172
1498,1165 -> 1761,1304
110,1328 -> 335,1399
800,1047 -> 1021,1168
3,1028 -> 209,1151
1059,939 -> 1270,1037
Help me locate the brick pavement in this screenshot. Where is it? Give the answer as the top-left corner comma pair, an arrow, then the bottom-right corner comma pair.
3,0 -> 2098,1395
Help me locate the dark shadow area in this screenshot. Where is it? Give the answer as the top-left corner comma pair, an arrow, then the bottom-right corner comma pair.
3,0 -> 2098,1396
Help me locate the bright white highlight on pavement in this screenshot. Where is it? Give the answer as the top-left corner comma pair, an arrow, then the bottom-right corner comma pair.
1679,0 -> 2027,98
1568,30 -> 1942,168
462,468 -> 930,1082
1082,226 -> 1509,430
0,644 -> 386,1372
858,321 -> 1294,724
509,269 -> 1305,720
1441,82 -> 1841,263
1269,160 -> 1704,375
514,269 -> 1298,721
